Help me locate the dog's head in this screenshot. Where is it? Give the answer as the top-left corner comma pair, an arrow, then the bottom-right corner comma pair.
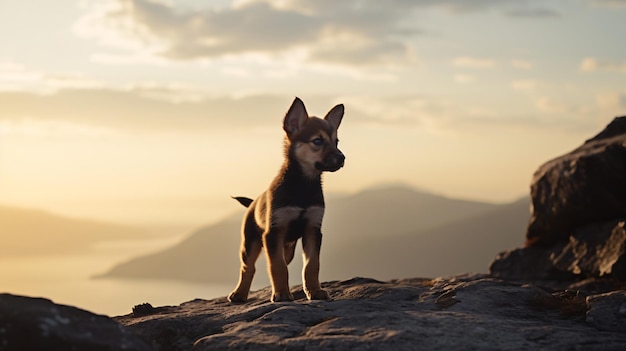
283,97 -> 345,178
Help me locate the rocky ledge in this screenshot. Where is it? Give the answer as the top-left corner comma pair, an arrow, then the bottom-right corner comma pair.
116,275 -> 626,351
3,274 -> 626,351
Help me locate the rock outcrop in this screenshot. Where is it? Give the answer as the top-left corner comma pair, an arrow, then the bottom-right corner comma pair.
492,116 -> 626,282
552,220 -> 626,278
5,275 -> 625,351
526,116 -> 626,246
114,276 -> 626,351
0,293 -> 153,351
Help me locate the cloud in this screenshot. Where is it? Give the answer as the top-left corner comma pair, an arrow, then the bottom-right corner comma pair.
452,57 -> 497,69
511,59 -> 533,70
0,59 -> 101,93
0,118 -> 119,138
0,89 -> 288,133
534,97 -> 575,114
505,7 -> 560,18
337,95 -> 438,127
286,0 -> 559,16
596,92 -> 626,109
75,0 -> 559,67
587,0 -> 626,8
580,57 -> 626,74
1,88 -> 598,140
454,74 -> 475,84
3,89 -> 418,133
336,93 -> 589,134
0,89 -> 430,134
75,0 -> 421,67
510,79 -> 538,91
0,88 -> 474,135
267,0 -> 507,14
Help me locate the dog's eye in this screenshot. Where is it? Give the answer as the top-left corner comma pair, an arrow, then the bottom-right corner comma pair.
311,137 -> 325,146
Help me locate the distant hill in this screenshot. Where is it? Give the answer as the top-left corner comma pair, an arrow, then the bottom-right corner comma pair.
323,184 -> 498,244
0,205 -> 151,256
321,197 -> 530,280
98,186 -> 528,284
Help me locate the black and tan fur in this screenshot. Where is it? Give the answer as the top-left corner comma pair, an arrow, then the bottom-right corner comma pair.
228,97 -> 345,303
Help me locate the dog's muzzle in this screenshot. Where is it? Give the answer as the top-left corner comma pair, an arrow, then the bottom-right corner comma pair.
315,150 -> 345,172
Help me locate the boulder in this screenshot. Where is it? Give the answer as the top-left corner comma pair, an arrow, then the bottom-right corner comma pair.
115,276 -> 626,351
551,220 -> 626,279
489,245 -> 568,281
492,117 -> 626,282
492,220 -> 626,281
0,293 -> 154,351
526,116 -> 626,247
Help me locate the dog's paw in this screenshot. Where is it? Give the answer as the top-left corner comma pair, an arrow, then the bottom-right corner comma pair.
306,289 -> 330,301
227,291 -> 248,303
271,292 -> 295,302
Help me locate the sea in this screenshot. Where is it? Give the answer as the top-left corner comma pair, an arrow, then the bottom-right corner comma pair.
0,233 -> 233,317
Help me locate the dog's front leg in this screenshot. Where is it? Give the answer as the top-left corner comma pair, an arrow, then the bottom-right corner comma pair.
302,227 -> 330,300
264,229 -> 294,302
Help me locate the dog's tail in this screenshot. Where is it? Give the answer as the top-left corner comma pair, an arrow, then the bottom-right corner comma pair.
231,196 -> 254,208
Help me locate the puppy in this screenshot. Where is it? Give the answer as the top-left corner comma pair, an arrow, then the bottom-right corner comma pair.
228,97 -> 345,303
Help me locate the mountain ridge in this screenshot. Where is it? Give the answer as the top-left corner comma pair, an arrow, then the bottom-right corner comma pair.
321,197 -> 529,280
0,204 -> 155,256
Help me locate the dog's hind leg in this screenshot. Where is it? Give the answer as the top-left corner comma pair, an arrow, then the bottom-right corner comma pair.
228,214 -> 262,303
228,238 -> 261,303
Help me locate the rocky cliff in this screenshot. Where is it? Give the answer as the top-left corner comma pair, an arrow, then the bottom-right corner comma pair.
491,116 -> 626,282
2,117 -> 626,351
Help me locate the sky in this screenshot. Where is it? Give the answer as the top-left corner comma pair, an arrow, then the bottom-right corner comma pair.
1,0 -> 626,228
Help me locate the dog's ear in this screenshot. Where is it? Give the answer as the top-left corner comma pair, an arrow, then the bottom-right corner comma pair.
283,97 -> 309,137
324,103 -> 344,130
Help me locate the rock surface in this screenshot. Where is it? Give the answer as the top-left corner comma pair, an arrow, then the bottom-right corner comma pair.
0,293 -> 153,351
492,220 -> 626,281
526,116 -> 626,247
5,275 -> 623,351
493,117 -> 626,282
552,220 -> 626,278
115,276 -> 626,351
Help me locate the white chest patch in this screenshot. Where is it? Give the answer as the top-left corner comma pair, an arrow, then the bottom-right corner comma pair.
271,206 -> 325,229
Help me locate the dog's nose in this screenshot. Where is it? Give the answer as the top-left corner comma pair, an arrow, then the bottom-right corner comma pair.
335,151 -> 345,166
